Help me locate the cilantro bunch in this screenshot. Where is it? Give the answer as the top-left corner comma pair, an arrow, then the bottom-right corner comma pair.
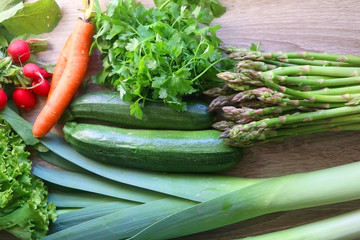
0,116 -> 56,240
93,0 -> 231,118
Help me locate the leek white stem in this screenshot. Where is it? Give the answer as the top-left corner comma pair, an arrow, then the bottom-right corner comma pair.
240,209 -> 360,240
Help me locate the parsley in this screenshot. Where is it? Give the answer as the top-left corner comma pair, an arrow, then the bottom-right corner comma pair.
93,0 -> 231,118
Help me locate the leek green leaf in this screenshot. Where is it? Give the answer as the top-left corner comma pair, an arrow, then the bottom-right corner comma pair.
130,161 -> 360,239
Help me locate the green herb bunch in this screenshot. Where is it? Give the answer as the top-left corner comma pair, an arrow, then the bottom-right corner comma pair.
93,0 -> 230,118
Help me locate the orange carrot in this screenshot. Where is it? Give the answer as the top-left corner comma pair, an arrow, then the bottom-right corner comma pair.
47,33 -> 72,99
32,19 -> 94,138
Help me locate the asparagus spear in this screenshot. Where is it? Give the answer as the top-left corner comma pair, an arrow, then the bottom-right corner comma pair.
220,100 -> 346,123
226,50 -> 360,66
282,113 -> 360,128
244,69 -> 360,103
250,123 -> 360,147
236,60 -> 280,71
276,75 -> 360,87
278,58 -> 357,67
220,105 -> 360,146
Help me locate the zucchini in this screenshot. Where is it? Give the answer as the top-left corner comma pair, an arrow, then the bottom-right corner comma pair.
63,122 -> 243,173
64,91 -> 214,130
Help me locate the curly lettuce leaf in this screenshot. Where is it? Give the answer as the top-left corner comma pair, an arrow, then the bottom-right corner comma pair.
0,116 -> 56,240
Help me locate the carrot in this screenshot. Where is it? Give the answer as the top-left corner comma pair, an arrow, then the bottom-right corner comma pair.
47,33 -> 72,99
32,18 -> 94,138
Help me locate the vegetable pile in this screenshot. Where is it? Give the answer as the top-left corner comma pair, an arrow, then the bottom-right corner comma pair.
0,0 -> 61,111
93,0 -> 231,118
0,112 -> 56,240
4,107 -> 360,240
207,45 -> 360,146
2,0 -> 360,239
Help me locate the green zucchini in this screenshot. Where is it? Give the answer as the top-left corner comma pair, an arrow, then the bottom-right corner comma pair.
63,122 -> 243,173
64,91 -> 214,130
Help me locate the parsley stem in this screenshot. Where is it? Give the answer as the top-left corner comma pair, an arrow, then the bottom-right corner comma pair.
190,57 -> 225,83
158,0 -> 172,11
192,40 -> 210,75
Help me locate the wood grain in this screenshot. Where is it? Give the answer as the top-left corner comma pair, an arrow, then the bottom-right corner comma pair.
3,0 -> 360,239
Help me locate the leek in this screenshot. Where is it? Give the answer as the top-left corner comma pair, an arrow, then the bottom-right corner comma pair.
49,192 -> 125,208
38,151 -> 88,174
32,164 -> 167,203
130,161 -> 360,239
240,209 -> 360,240
56,209 -> 78,215
43,198 -> 195,240
49,201 -> 140,233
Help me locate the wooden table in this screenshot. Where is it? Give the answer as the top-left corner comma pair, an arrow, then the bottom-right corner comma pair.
3,0 -> 360,239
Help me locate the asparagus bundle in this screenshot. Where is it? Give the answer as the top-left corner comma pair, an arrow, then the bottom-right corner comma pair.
207,47 -> 360,147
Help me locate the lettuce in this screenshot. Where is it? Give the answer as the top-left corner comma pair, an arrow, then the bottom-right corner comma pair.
0,116 -> 56,240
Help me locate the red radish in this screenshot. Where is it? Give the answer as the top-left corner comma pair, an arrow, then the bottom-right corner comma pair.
12,88 -> 36,110
31,78 -> 50,96
39,68 -> 52,78
0,89 -> 8,110
23,63 -> 42,79
7,40 -> 31,63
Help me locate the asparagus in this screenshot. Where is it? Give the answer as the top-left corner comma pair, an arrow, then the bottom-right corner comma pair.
203,84 -> 234,98
282,113 -> 360,128
210,47 -> 360,147
212,120 -> 236,131
277,75 -> 360,87
220,105 -> 293,124
303,85 -> 360,96
236,58 -> 356,68
291,85 -> 323,91
263,59 -> 295,68
222,105 -> 294,119
220,105 -> 360,147
220,100 -> 346,122
279,58 -> 357,67
226,50 -> 360,66
255,70 -> 360,103
249,123 -> 360,147
236,60 -> 279,71
217,71 -> 263,86
208,94 -> 237,111
268,65 -> 360,78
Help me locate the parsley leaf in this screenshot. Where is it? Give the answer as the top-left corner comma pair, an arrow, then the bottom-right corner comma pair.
93,0 -> 230,118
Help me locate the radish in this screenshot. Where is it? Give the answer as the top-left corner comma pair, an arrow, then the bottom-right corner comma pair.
12,88 -> 36,110
23,63 -> 42,79
7,40 -> 31,63
39,68 -> 52,78
0,89 -> 8,110
31,78 -> 50,97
